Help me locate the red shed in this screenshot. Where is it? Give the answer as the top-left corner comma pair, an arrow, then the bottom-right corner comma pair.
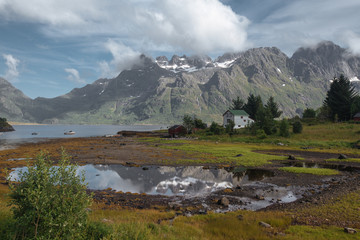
354,112 -> 360,121
168,125 -> 186,138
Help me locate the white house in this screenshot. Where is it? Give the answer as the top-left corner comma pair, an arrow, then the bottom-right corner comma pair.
223,110 -> 254,129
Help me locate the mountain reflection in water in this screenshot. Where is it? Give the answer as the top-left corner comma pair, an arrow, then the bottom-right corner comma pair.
10,165 -> 274,196
81,165 -> 274,196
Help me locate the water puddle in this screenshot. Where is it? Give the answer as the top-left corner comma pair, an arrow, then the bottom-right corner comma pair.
9,165 -> 304,211
10,165 -> 275,195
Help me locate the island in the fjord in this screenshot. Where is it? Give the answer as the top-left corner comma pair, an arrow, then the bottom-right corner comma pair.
0,118 -> 14,132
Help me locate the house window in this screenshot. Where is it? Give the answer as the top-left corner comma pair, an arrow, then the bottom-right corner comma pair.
241,116 -> 243,119
238,125 -> 241,127
244,120 -> 246,122
227,119 -> 230,123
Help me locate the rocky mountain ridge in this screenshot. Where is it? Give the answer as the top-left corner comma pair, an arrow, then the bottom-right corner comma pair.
1,41 -> 360,124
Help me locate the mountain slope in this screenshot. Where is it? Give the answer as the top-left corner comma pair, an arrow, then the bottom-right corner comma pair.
0,77 -> 33,122
1,41 -> 360,124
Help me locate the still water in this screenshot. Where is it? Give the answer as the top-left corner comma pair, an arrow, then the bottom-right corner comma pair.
0,124 -> 164,149
10,165 -> 290,197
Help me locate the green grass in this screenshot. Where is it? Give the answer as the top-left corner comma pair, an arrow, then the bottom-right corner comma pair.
279,167 -> 340,175
284,226 -> 359,240
193,122 -> 360,151
326,158 -> 360,163
159,140 -> 287,166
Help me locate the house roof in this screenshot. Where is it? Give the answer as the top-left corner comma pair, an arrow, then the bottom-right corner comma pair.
354,112 -> 360,118
168,125 -> 184,130
223,109 -> 249,116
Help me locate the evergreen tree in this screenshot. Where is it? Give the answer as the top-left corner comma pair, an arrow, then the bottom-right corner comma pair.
302,108 -> 316,118
292,121 -> 303,134
265,96 -> 282,119
244,94 -> 263,121
182,114 -> 194,133
230,97 -> 245,110
279,119 -> 290,137
323,75 -> 357,121
255,106 -> 275,135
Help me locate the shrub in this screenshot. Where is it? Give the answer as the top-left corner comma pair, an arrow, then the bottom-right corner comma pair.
209,122 -> 223,135
302,108 -> 316,118
292,121 -> 303,134
8,150 -> 92,239
279,119 -> 290,137
256,129 -> 267,139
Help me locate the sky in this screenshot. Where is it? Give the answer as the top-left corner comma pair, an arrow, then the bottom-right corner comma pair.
0,0 -> 360,99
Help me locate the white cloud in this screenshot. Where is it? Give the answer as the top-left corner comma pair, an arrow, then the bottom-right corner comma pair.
0,0 -> 250,55
2,54 -> 20,81
64,68 -> 85,84
99,39 -> 142,78
247,0 -> 360,55
343,31 -> 360,55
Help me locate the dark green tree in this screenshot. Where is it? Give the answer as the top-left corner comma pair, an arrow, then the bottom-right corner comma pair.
351,96 -> 360,117
193,117 -> 207,129
279,119 -> 290,137
254,106 -> 276,135
225,119 -> 235,136
209,122 -> 223,135
230,97 -> 245,110
264,96 -> 282,119
323,75 -> 357,121
244,94 -> 263,121
302,108 -> 316,118
292,121 -> 303,134
182,114 -> 194,133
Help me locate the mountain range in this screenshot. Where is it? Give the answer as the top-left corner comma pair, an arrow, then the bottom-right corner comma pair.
1,41 -> 360,124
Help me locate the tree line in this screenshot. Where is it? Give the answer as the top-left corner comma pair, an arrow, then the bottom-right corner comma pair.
303,74 -> 360,122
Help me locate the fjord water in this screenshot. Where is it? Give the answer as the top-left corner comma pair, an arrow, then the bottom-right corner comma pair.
0,124 -> 164,149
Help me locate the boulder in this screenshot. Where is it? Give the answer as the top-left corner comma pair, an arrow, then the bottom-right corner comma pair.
338,154 -> 348,159
259,221 -> 272,228
344,227 -> 357,234
218,197 -> 230,207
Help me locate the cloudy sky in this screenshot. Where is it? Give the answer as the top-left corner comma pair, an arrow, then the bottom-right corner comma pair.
0,0 -> 359,98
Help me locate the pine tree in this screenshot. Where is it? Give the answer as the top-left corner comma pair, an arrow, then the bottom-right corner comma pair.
230,96 -> 245,110
324,75 -> 357,121
244,94 -> 263,120
265,96 -> 282,119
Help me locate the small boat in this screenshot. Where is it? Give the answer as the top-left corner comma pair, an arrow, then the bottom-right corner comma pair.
64,130 -> 76,135
31,132 -> 38,135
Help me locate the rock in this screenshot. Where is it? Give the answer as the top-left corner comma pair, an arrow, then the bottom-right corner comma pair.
255,195 -> 265,200
237,215 -> 244,221
259,221 -> 272,228
101,218 -> 113,223
338,154 -> 348,159
344,227 -> 357,234
288,155 -> 296,160
235,154 -> 243,157
218,197 -> 230,207
168,202 -> 182,211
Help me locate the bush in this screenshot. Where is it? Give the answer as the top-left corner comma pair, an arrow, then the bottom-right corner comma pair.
209,122 -> 223,135
292,121 -> 303,134
279,119 -> 290,137
9,150 -> 92,239
302,108 -> 316,118
84,221 -> 113,240
256,129 -> 267,139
